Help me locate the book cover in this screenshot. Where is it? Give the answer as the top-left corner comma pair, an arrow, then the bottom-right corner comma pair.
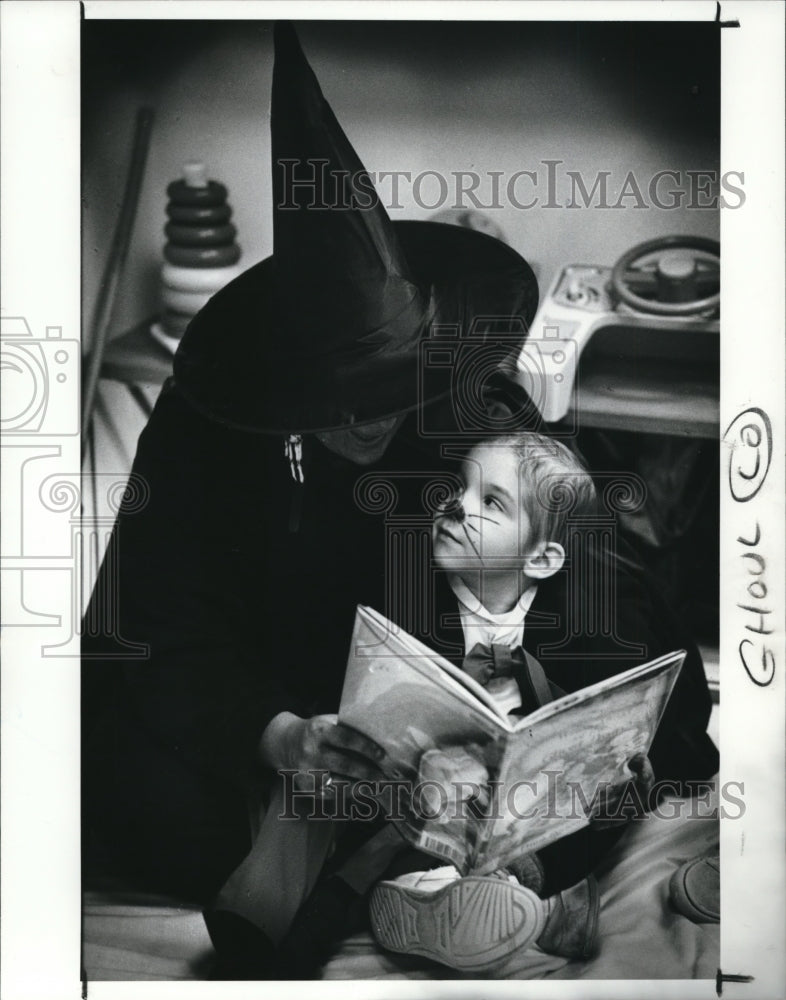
339,605 -> 685,873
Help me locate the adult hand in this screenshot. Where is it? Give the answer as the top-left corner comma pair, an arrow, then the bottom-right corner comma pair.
259,711 -> 388,793
588,752 -> 655,829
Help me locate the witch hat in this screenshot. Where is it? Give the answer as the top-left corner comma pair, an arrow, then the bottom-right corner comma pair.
174,22 -> 538,434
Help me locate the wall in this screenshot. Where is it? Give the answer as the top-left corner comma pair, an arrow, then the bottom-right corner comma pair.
82,19 -> 720,352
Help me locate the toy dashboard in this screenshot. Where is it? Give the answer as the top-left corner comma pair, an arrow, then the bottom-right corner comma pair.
515,236 -> 720,438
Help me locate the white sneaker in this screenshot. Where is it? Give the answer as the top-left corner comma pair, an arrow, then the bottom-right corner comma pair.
369,867 -> 546,972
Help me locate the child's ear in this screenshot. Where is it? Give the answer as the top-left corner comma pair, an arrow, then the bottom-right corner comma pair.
523,541 -> 565,580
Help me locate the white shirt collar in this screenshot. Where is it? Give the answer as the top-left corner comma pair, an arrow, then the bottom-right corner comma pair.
449,574 -> 538,650
449,574 -> 537,625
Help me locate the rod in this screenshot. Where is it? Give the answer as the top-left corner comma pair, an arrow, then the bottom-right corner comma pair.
81,106 -> 155,458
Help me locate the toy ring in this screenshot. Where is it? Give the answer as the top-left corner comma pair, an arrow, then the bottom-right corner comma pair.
163,243 -> 241,268
160,285 -> 212,315
166,179 -> 228,206
164,222 -> 237,247
166,203 -> 232,225
161,262 -> 243,293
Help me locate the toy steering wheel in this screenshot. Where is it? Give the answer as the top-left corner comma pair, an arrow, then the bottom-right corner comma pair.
611,235 -> 720,317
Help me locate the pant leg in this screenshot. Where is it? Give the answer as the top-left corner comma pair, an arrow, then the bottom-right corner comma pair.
212,781 -> 336,945
83,711 -> 251,902
538,824 -> 627,895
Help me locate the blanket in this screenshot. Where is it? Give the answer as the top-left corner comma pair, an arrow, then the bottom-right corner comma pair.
83,781 -> 719,982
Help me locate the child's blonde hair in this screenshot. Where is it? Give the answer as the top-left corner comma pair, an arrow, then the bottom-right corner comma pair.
486,432 -> 597,549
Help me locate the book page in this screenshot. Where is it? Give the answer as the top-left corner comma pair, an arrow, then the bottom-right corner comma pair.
339,606 -> 509,758
360,606 -> 512,723
339,606 -> 510,869
470,652 -> 684,874
510,649 -> 685,732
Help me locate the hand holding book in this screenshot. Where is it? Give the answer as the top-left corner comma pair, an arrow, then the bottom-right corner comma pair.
586,752 -> 656,829
260,710 -> 388,792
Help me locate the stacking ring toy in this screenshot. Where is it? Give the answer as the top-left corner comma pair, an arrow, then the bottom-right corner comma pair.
166,203 -> 232,225
164,222 -> 237,247
161,285 -> 212,315
161,262 -> 244,292
164,243 -> 242,268
166,179 -> 228,206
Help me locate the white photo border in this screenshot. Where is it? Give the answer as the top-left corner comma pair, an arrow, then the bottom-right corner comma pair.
1,1 -> 783,998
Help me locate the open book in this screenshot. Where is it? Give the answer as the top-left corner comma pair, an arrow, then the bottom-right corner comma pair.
338,605 -> 684,876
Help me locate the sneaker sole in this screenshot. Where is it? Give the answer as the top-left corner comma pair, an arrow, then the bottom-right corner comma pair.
369,876 -> 543,972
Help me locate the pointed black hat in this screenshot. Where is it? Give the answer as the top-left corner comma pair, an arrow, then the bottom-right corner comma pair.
174,23 -> 538,434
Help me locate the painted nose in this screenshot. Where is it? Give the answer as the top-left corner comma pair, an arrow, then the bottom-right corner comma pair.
443,498 -> 465,523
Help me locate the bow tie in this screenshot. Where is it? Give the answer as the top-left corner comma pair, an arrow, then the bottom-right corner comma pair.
462,642 -> 523,687
463,642 -> 559,715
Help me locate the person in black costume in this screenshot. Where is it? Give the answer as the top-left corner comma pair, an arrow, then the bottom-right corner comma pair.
81,21 -> 540,970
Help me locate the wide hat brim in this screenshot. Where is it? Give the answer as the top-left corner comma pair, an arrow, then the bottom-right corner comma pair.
173,220 -> 538,434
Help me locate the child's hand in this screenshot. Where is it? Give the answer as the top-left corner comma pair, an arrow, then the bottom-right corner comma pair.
417,746 -> 491,820
588,753 -> 655,829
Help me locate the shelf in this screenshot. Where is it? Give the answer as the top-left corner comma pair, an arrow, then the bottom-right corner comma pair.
100,318 -> 173,386
99,321 -> 719,439
567,362 -> 719,438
